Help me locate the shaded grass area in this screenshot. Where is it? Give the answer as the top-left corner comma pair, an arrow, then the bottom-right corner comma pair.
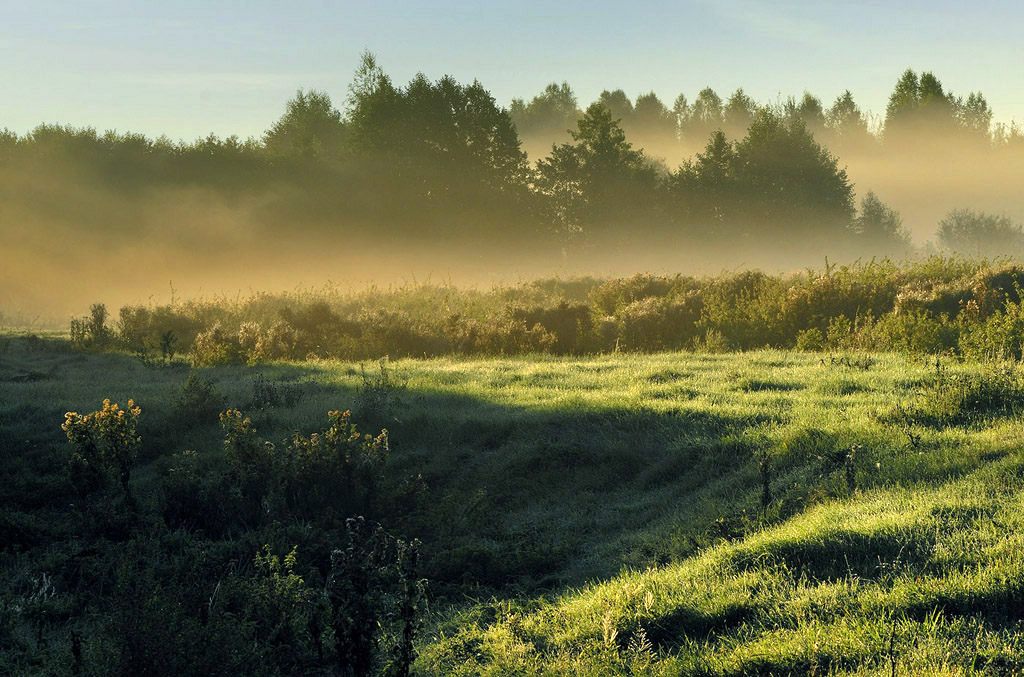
4,334 -> 1024,673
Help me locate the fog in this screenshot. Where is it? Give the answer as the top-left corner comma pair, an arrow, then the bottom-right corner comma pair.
3,66 -> 1023,326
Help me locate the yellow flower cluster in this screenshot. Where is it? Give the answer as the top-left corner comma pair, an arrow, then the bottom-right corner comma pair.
62,398 -> 143,494
62,399 -> 142,448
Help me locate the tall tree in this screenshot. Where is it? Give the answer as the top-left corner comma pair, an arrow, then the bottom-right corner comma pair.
884,69 -> 962,142
346,68 -> 532,236
669,130 -> 736,235
509,82 -> 580,144
786,92 -> 825,139
825,90 -> 871,149
732,111 -> 855,237
597,89 -> 634,124
723,89 -> 758,138
853,191 -> 910,252
673,110 -> 854,244
956,92 -> 993,142
682,88 -> 724,144
884,68 -> 920,138
535,102 -> 657,239
264,90 -> 345,161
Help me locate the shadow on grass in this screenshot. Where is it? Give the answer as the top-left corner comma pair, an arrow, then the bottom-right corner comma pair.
0,343 -> 838,596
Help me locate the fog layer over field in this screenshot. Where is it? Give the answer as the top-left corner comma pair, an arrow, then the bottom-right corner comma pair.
3,61 -> 1023,322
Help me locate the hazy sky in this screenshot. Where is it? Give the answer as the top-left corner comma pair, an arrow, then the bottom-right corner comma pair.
2,0 -> 1022,140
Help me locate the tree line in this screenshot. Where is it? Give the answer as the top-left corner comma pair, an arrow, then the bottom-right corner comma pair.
2,53 -> 1022,259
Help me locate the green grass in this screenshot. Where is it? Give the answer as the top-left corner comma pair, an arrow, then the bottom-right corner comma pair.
4,335 -> 1024,673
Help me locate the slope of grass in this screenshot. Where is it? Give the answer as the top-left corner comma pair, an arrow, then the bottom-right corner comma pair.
3,334 -> 1024,673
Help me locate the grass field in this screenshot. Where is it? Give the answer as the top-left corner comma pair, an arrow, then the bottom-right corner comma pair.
4,334 -> 1024,674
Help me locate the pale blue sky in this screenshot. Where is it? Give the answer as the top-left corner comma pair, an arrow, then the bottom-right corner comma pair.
1,0 -> 1021,140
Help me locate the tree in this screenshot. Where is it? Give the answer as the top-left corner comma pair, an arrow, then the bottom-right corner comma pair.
535,102 -> 657,239
883,68 -> 921,139
345,50 -> 387,117
786,92 -> 825,139
633,93 -> 675,136
509,82 -> 580,144
670,110 -> 855,246
825,90 -> 871,148
956,92 -> 993,142
853,191 -> 910,253
723,89 -> 758,138
883,69 -> 961,142
681,88 -> 724,144
264,89 -> 345,161
597,89 -> 634,124
732,110 -> 855,236
937,209 -> 1024,256
671,94 -> 690,138
345,66 -> 533,238
669,130 -> 736,235
628,92 -> 677,156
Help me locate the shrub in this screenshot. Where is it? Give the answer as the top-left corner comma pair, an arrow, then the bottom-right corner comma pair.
171,372 -> 225,429
590,273 -> 689,316
971,264 -> 1024,315
356,309 -> 438,358
449,315 -> 556,355
698,271 -> 786,349
866,309 -> 958,354
159,329 -> 178,362
239,320 -> 298,363
117,304 -> 152,353
327,518 -> 423,677
692,327 -> 729,353
894,281 -> 973,319
781,261 -> 901,339
220,408 -> 389,523
795,327 -> 825,351
278,301 -> 358,357
616,294 -> 702,351
63,399 -> 142,497
191,322 -> 244,366
959,298 -> 1024,361
507,300 -> 594,354
159,449 -> 234,533
65,260 -> 1024,361
70,303 -> 113,350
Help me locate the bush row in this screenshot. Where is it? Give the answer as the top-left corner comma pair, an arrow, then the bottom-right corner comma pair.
70,257 -> 1024,363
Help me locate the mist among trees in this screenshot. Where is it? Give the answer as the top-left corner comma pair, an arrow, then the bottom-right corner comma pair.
2,56 -> 1023,317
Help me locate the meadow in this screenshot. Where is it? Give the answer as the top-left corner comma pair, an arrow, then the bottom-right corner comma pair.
4,325 -> 1024,674
7,19 -> 1024,677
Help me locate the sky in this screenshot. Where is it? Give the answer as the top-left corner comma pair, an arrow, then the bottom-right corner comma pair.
1,0 -> 1023,141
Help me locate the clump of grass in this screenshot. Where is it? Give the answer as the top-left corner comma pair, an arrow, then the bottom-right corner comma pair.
251,372 -> 304,410
735,378 -> 802,392
822,354 -> 876,371
883,364 -> 1024,428
817,378 -> 869,396
358,358 -> 408,419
